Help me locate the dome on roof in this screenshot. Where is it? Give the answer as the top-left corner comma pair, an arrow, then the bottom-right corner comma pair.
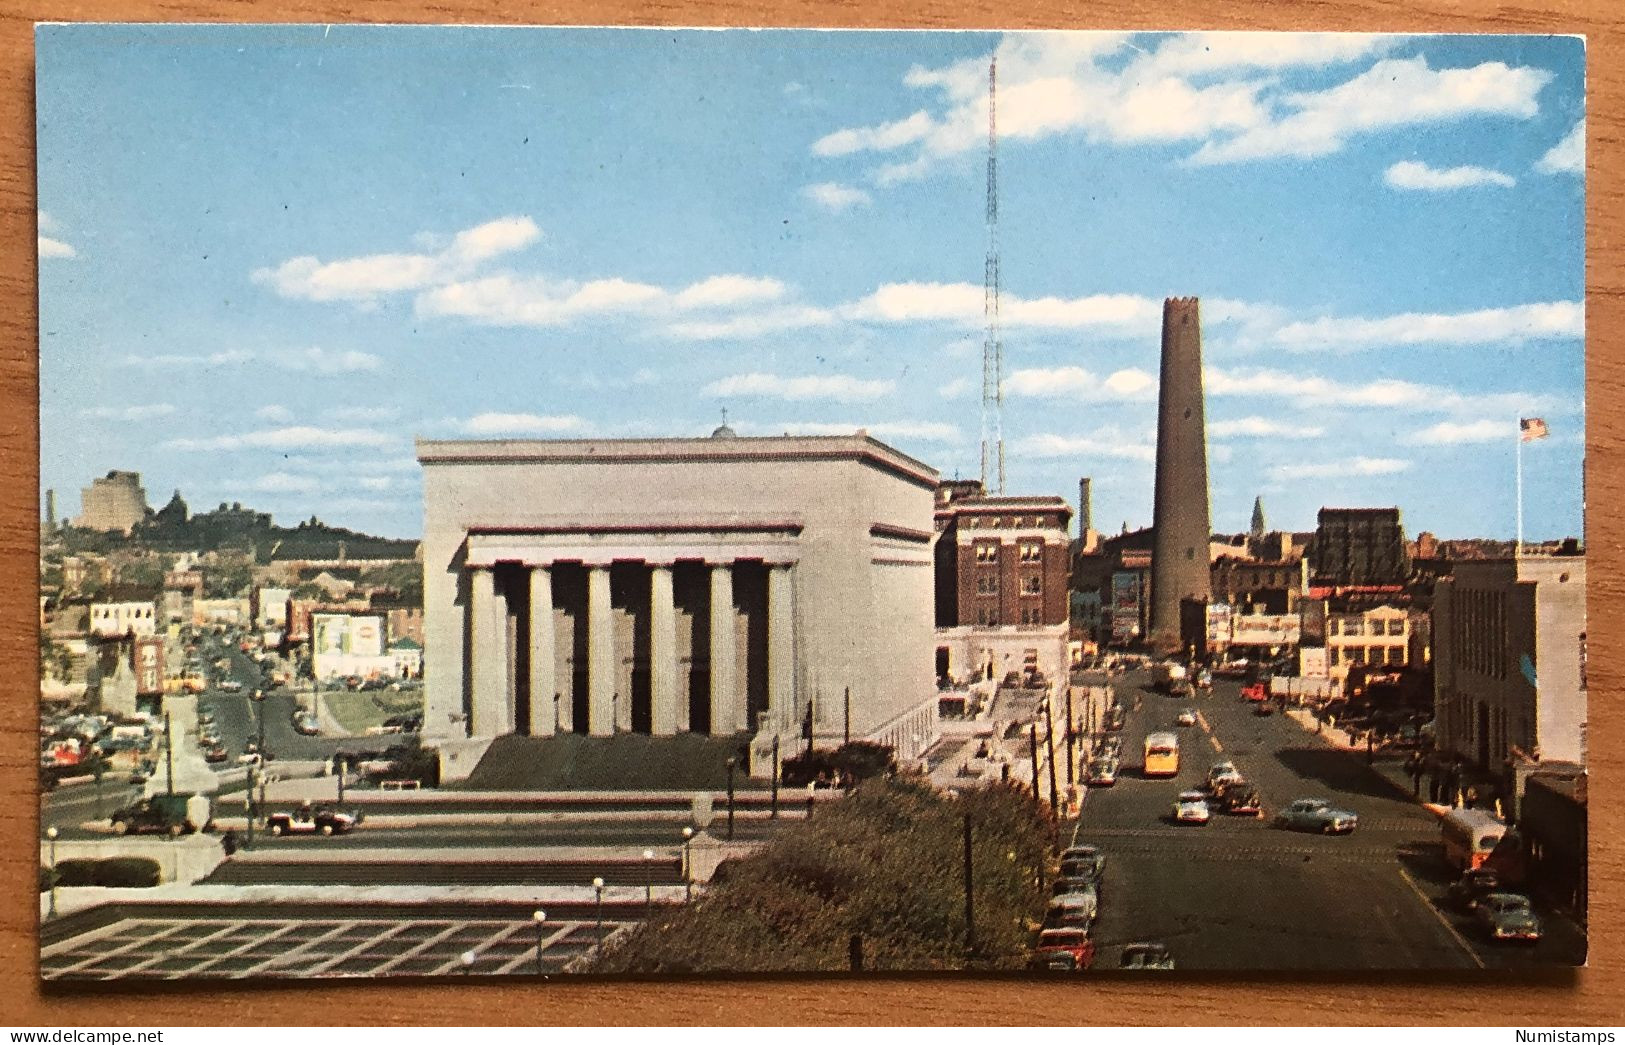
710,424 -> 737,438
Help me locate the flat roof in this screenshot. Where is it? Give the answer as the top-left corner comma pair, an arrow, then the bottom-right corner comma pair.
416,433 -> 940,489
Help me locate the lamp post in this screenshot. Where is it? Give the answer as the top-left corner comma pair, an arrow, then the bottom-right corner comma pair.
806,781 -> 816,821
642,849 -> 655,919
724,757 -> 737,841
1064,685 -> 1076,786
681,827 -> 694,902
592,876 -> 605,956
251,688 -> 266,754
770,736 -> 780,819
460,949 -> 475,976
163,712 -> 175,797
532,909 -> 546,976
46,827 -> 59,920
244,762 -> 257,850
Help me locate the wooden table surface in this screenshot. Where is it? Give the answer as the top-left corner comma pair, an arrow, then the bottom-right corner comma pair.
1,0 -> 1619,1026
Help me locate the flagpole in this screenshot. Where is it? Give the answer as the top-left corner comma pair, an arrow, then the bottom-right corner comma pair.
1515,416 -> 1524,559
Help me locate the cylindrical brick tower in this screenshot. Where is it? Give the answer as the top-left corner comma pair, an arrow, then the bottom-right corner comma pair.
1149,296 -> 1211,654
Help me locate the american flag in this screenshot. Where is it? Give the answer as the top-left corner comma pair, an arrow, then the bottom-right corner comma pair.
1520,417 -> 1549,442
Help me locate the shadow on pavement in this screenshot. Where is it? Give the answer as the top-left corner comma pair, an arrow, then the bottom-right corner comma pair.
1272,745 -> 1413,802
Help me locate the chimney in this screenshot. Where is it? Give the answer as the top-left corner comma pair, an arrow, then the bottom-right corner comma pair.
1079,477 -> 1093,536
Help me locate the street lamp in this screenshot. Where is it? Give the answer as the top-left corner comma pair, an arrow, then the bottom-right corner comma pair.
724,757 -> 737,841
244,763 -> 257,850
460,949 -> 475,976
681,827 -> 694,903
592,876 -> 606,956
642,849 -> 655,919
532,909 -> 547,976
46,827 -> 59,919
806,781 -> 816,821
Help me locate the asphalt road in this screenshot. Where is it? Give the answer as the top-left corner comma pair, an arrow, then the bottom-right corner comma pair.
1070,667 -> 1585,971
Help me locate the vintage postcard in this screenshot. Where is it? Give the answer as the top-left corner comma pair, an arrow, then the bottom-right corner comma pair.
37,26 -> 1585,979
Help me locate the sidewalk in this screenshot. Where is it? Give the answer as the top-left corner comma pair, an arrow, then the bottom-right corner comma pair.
1283,708 -> 1449,818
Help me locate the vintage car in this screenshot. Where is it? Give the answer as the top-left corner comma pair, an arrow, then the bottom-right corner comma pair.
1273,797 -> 1359,835
1028,928 -> 1095,971
1172,790 -> 1211,826
1119,942 -> 1176,970
266,805 -> 361,837
1475,893 -> 1543,944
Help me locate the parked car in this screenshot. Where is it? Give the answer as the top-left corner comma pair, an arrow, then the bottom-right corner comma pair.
218,680 -> 243,693
1475,893 -> 1543,944
203,744 -> 229,764
1044,887 -> 1098,928
1085,757 -> 1119,787
1447,869 -> 1506,913
1028,928 -> 1095,971
1172,790 -> 1211,825
1206,761 -> 1245,792
1273,797 -> 1359,835
291,710 -> 321,736
266,804 -> 361,837
1119,942 -> 1176,970
1176,708 -> 1197,727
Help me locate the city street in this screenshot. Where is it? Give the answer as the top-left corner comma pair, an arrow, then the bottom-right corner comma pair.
1070,667 -> 1585,971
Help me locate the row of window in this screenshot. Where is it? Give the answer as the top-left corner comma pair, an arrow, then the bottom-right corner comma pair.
972,542 -> 1047,562
1329,616 -> 1406,637
975,607 -> 1047,626
974,575 -> 1043,595
92,605 -> 154,619
1451,588 -> 1509,680
963,515 -> 1058,529
1328,645 -> 1407,667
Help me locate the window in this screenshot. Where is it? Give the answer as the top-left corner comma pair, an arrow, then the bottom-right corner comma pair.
1021,607 -> 1043,625
974,544 -> 997,563
977,606 -> 999,626
1327,618 -> 1338,636
1329,648 -> 1341,667
1350,647 -> 1367,665
1343,618 -> 1364,637
976,575 -> 999,595
1387,618 -> 1405,636
1018,543 -> 1042,563
1387,645 -> 1405,665
1021,575 -> 1042,596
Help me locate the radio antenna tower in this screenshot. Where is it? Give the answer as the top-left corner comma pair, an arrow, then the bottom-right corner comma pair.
979,56 -> 1006,495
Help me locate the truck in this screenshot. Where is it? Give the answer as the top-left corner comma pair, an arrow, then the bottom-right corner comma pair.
1151,662 -> 1188,694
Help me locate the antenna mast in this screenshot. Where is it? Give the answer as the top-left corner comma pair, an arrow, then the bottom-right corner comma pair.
979,56 -> 1005,495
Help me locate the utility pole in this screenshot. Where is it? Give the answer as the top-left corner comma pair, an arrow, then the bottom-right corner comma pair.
163,712 -> 174,796
1042,698 -> 1060,816
1027,724 -> 1041,810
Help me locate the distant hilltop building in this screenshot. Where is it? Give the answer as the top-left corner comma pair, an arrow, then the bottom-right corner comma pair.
1149,296 -> 1212,653
75,470 -> 149,534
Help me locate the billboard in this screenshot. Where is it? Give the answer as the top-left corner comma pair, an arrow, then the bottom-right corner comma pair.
134,637 -> 163,695
1229,613 -> 1301,648
1109,571 -> 1143,645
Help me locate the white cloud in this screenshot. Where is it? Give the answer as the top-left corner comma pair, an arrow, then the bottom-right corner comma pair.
250,472 -> 324,494
813,110 -> 936,156
81,403 -> 175,421
665,306 -> 836,341
1209,416 -> 1325,439
704,372 -> 894,402
1536,119 -> 1584,174
1408,419 -> 1516,445
461,412 -> 589,436
253,215 -> 541,303
1269,456 -> 1410,481
1384,160 -> 1515,191
357,476 -> 395,491
672,275 -> 787,310
849,282 -> 1160,333
39,236 -> 76,259
1206,365 -> 1559,417
1189,57 -> 1552,166
256,404 -> 293,422
278,347 -> 383,373
1004,365 -> 1156,401
803,182 -> 873,212
325,405 -> 399,422
939,377 -> 973,399
418,275 -> 666,326
122,349 -> 255,369
1017,432 -> 1156,462
164,426 -> 395,451
1271,301 -> 1581,350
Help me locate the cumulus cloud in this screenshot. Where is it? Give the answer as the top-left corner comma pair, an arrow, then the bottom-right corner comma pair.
671,275 -> 787,310
38,210 -> 76,259
164,426 -> 396,451
1209,416 -> 1325,439
1536,119 -> 1584,174
122,349 -> 255,369
1270,301 -> 1581,350
1206,365 -> 1559,417
737,420 -> 961,442
803,182 -> 873,211
278,347 -> 383,373
1407,419 -> 1516,445
461,412 -> 589,436
666,306 -> 836,341
848,282 -> 1161,333
1004,365 -> 1156,401
704,373 -> 895,402
939,377 -> 973,399
254,216 -> 540,303
1016,432 -> 1156,462
81,403 -> 176,421
1384,160 -> 1515,191
1269,456 -> 1410,481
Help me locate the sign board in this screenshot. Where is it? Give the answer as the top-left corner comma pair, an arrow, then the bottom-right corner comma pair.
1109,571 -> 1142,644
134,637 -> 164,695
1229,613 -> 1301,647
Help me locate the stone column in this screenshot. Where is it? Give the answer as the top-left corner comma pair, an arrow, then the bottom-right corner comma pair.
650,565 -> 678,737
528,565 -> 556,737
768,564 -> 795,731
709,563 -> 737,735
587,565 -> 615,736
469,567 -> 505,737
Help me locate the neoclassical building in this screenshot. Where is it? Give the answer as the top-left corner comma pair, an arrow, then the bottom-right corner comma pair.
417,431 -> 941,775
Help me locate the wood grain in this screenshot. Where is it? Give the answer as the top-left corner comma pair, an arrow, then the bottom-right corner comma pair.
3,1 -> 1620,1026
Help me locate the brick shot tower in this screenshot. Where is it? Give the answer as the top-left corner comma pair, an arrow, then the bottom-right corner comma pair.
1149,296 -> 1212,654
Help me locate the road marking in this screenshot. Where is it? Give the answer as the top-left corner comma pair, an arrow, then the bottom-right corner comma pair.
1195,711 -> 1211,734
1209,735 -> 1224,754
1397,866 -> 1485,969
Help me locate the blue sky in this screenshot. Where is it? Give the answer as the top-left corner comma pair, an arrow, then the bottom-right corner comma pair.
37,27 -> 1585,541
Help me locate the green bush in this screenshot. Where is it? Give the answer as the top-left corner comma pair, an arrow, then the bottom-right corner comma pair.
590,777 -> 1054,973
780,741 -> 897,788
95,857 -> 161,888
53,860 -> 99,888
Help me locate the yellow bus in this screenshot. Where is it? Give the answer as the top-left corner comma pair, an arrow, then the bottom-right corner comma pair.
1143,731 -> 1180,778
